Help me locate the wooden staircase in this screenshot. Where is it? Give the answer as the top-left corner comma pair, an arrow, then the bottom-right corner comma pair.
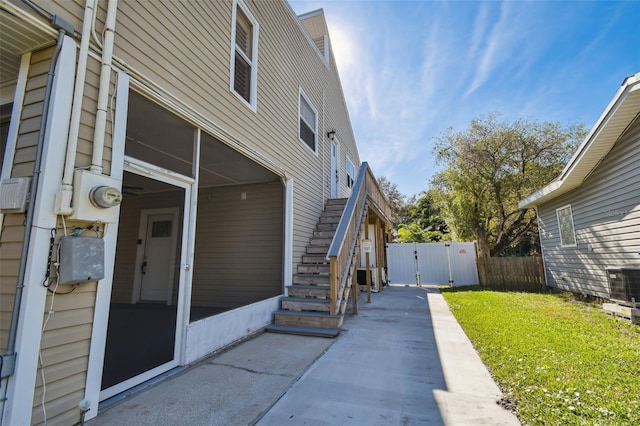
266,198 -> 356,338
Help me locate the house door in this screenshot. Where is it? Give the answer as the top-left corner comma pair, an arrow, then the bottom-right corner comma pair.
330,141 -> 339,198
138,210 -> 178,302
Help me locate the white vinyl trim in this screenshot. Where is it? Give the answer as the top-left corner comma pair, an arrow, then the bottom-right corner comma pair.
0,52 -> 31,232
298,87 -> 319,155
83,72 -> 129,419
284,175 -> 294,290
229,0 -> 259,111
3,37 -> 76,426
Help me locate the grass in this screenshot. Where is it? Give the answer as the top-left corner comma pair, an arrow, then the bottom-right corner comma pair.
441,287 -> 640,426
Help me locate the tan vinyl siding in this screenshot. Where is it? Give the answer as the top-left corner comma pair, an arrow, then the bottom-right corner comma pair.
0,47 -> 50,353
31,223 -> 98,425
0,214 -> 25,353
191,182 -> 284,310
538,117 -> 640,298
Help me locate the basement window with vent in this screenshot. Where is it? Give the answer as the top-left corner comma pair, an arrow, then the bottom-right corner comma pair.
231,0 -> 258,109
298,89 -> 317,153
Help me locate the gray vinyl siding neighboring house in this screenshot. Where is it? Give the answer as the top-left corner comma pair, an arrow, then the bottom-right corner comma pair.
520,72 -> 640,299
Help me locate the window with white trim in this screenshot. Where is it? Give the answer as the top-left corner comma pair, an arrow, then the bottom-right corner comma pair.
298,89 -> 317,152
346,157 -> 356,189
231,0 -> 258,108
556,205 -> 576,247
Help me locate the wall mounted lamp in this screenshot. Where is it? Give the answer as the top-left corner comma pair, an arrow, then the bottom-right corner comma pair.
327,130 -> 336,141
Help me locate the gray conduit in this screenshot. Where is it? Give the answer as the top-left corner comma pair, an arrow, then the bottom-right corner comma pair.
0,29 -> 65,424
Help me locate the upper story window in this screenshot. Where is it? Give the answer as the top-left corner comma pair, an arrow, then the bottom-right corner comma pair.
298,89 -> 317,153
231,0 -> 258,109
556,204 -> 577,247
346,157 -> 356,189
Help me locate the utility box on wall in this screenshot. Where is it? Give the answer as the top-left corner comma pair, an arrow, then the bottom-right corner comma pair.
58,236 -> 105,285
70,170 -> 122,223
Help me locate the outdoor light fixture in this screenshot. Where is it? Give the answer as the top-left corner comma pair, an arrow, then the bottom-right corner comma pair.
327,130 -> 336,140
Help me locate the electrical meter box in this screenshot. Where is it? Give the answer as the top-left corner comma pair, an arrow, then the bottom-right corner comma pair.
58,236 -> 105,285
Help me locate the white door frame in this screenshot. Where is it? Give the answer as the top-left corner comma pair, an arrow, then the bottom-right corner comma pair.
132,207 -> 179,304
99,157 -> 195,401
330,141 -> 340,198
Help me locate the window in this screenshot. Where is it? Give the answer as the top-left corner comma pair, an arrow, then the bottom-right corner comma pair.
346,157 -> 356,189
231,0 -> 258,108
298,89 -> 317,152
556,205 -> 576,247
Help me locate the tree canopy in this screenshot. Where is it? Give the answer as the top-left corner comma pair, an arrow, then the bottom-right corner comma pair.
397,191 -> 449,243
377,176 -> 412,230
430,113 -> 585,258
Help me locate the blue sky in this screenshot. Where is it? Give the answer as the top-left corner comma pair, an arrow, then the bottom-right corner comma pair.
288,0 -> 640,198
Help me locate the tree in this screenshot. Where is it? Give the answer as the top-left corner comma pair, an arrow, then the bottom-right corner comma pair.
377,176 -> 412,230
397,191 -> 450,243
431,113 -> 585,258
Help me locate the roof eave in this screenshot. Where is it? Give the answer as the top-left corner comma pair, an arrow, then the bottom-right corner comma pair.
518,72 -> 640,209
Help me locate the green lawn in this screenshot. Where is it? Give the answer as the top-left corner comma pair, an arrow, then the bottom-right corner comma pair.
441,287 -> 640,425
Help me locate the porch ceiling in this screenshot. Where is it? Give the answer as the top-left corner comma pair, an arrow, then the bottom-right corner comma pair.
0,2 -> 57,91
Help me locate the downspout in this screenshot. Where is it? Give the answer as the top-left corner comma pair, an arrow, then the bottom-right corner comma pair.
89,0 -> 118,174
1,30 -> 66,421
55,0 -> 98,215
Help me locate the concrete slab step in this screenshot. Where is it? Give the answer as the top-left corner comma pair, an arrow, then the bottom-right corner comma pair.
264,324 -> 339,338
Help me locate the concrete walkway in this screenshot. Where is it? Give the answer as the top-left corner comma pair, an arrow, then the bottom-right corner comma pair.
89,285 -> 520,425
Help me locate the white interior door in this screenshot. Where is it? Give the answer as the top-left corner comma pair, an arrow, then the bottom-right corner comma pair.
330,141 -> 339,198
139,212 -> 177,302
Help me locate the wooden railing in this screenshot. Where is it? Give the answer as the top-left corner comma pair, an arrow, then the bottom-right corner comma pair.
326,162 -> 391,315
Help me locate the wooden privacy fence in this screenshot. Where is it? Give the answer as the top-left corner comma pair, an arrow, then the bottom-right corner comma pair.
477,255 -> 546,291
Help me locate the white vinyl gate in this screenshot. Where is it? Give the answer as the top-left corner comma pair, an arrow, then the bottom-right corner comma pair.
387,242 -> 479,286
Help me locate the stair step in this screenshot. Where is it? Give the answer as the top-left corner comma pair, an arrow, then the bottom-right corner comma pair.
324,203 -> 346,211
313,230 -> 335,238
310,237 -> 332,246
264,324 -> 339,338
306,246 -> 329,255
302,254 -> 329,264
293,274 -> 330,285
281,297 -> 330,312
274,310 -> 343,329
325,198 -> 348,206
287,285 -> 330,298
297,264 -> 330,274
318,216 -> 341,224
321,210 -> 343,218
317,222 -> 338,231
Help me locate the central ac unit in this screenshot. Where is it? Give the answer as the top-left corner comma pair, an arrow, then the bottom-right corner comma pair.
606,266 -> 640,307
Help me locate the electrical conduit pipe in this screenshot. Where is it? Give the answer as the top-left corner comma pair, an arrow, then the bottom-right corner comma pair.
89,0 -> 118,174
55,0 -> 97,215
